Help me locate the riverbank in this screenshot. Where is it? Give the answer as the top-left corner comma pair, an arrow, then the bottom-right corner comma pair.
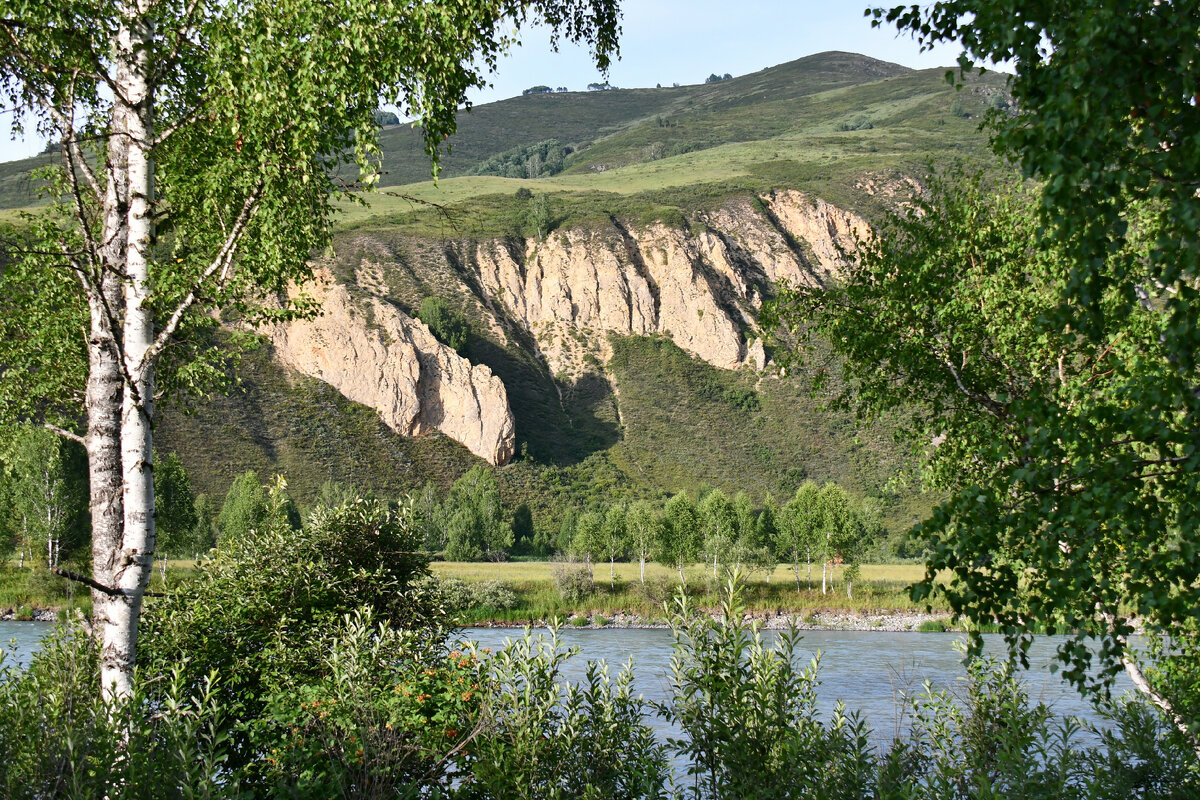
2,559 -> 947,628
469,608 -> 955,632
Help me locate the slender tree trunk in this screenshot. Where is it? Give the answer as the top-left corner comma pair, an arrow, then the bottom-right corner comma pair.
639,553 -> 645,585
793,555 -> 801,592
821,561 -> 827,595
1122,653 -> 1200,760
609,556 -> 614,588
806,555 -> 812,590
678,559 -> 685,586
846,579 -> 852,600
98,2 -> 156,700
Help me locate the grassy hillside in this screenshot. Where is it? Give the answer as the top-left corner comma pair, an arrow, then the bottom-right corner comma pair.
16,51 -> 987,551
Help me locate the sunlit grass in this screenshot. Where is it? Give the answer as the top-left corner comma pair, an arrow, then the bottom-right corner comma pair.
432,560 -> 942,623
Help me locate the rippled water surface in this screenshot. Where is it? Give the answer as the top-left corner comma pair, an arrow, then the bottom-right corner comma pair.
458,626 -> 1131,744
1,621 -> 1130,743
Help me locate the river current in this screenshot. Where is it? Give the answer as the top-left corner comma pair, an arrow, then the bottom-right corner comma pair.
2,620 -> 1131,746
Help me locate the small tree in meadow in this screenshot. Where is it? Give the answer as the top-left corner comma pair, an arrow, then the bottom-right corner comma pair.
626,499 -> 661,585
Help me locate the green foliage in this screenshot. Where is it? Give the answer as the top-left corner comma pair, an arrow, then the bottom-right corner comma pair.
216,469 -> 270,543
471,138 -> 569,179
190,493 -> 219,556
659,492 -> 701,580
0,625 -> 243,799
660,575 -> 875,800
141,482 -> 444,747
433,576 -> 519,613
551,560 -> 595,603
7,572 -> 1200,798
0,425 -> 88,567
461,626 -> 671,799
153,452 -> 198,557
769,164 -> 1200,726
442,466 -> 514,562
868,0 -> 1200,731
417,295 -> 471,354
373,109 -> 401,127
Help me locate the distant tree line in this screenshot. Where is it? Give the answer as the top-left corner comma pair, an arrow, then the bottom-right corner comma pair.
412,468 -> 881,598
522,85 -> 569,94
1,429 -> 879,600
373,109 -> 401,126
470,138 -> 570,179
705,73 -> 733,84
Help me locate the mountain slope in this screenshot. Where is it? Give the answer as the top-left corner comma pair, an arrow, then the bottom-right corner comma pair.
17,52 -> 1008,541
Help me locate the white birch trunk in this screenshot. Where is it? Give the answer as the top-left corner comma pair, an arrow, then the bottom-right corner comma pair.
100,1 -> 157,700
822,561 -> 828,595
639,554 -> 645,585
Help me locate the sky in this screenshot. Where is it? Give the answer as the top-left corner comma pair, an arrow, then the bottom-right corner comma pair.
0,2 -> 976,164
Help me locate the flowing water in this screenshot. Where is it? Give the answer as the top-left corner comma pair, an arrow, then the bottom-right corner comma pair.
1,620 -> 1131,746
457,626 -> 1131,746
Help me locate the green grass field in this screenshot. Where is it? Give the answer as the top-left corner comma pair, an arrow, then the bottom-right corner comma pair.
1,557 -> 937,623
430,560 -> 941,624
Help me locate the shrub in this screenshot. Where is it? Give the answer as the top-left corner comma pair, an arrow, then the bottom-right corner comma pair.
917,619 -> 948,632
141,481 -> 448,775
461,625 -> 671,798
416,296 -> 470,354
658,574 -> 875,800
552,561 -> 594,603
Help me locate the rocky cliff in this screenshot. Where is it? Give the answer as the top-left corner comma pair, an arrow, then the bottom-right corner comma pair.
272,191 -> 867,464
472,190 -> 868,378
271,270 -> 517,466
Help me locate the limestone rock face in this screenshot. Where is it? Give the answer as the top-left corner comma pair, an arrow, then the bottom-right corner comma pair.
473,191 -> 867,378
268,191 -> 870,463
271,271 -> 516,465
760,189 -> 870,278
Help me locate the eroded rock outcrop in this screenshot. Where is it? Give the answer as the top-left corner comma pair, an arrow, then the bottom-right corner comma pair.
271,270 -> 516,465
472,190 -> 867,377
268,191 -> 869,461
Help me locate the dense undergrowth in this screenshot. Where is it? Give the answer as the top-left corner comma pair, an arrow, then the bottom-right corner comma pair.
2,492 -> 1195,798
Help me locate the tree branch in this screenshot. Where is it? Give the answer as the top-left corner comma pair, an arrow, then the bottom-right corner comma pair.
50,567 -> 170,598
1122,652 -> 1200,761
138,184 -> 263,375
43,423 -> 85,445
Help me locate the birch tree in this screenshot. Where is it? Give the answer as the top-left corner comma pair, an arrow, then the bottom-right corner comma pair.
0,0 -> 620,699
626,498 -> 660,585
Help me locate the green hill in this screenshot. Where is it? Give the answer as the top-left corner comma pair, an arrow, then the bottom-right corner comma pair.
8,51 -> 1009,546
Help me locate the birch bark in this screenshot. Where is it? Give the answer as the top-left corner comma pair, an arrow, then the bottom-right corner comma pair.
96,0 -> 157,699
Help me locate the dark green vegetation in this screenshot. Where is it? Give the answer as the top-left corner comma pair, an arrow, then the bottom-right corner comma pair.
3,546 -> 1195,798
764,0 -> 1200,756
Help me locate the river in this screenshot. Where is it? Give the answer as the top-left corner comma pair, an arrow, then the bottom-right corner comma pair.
2,620 -> 1129,745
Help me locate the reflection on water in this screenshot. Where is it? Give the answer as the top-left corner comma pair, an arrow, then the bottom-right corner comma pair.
1,621 -> 1131,746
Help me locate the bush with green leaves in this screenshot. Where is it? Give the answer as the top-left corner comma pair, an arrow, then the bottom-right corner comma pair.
433,576 -> 519,613
552,560 -> 594,603
459,625 -> 671,800
659,572 -> 876,800
0,624 -> 241,799
417,296 -> 471,354
141,480 -> 449,777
